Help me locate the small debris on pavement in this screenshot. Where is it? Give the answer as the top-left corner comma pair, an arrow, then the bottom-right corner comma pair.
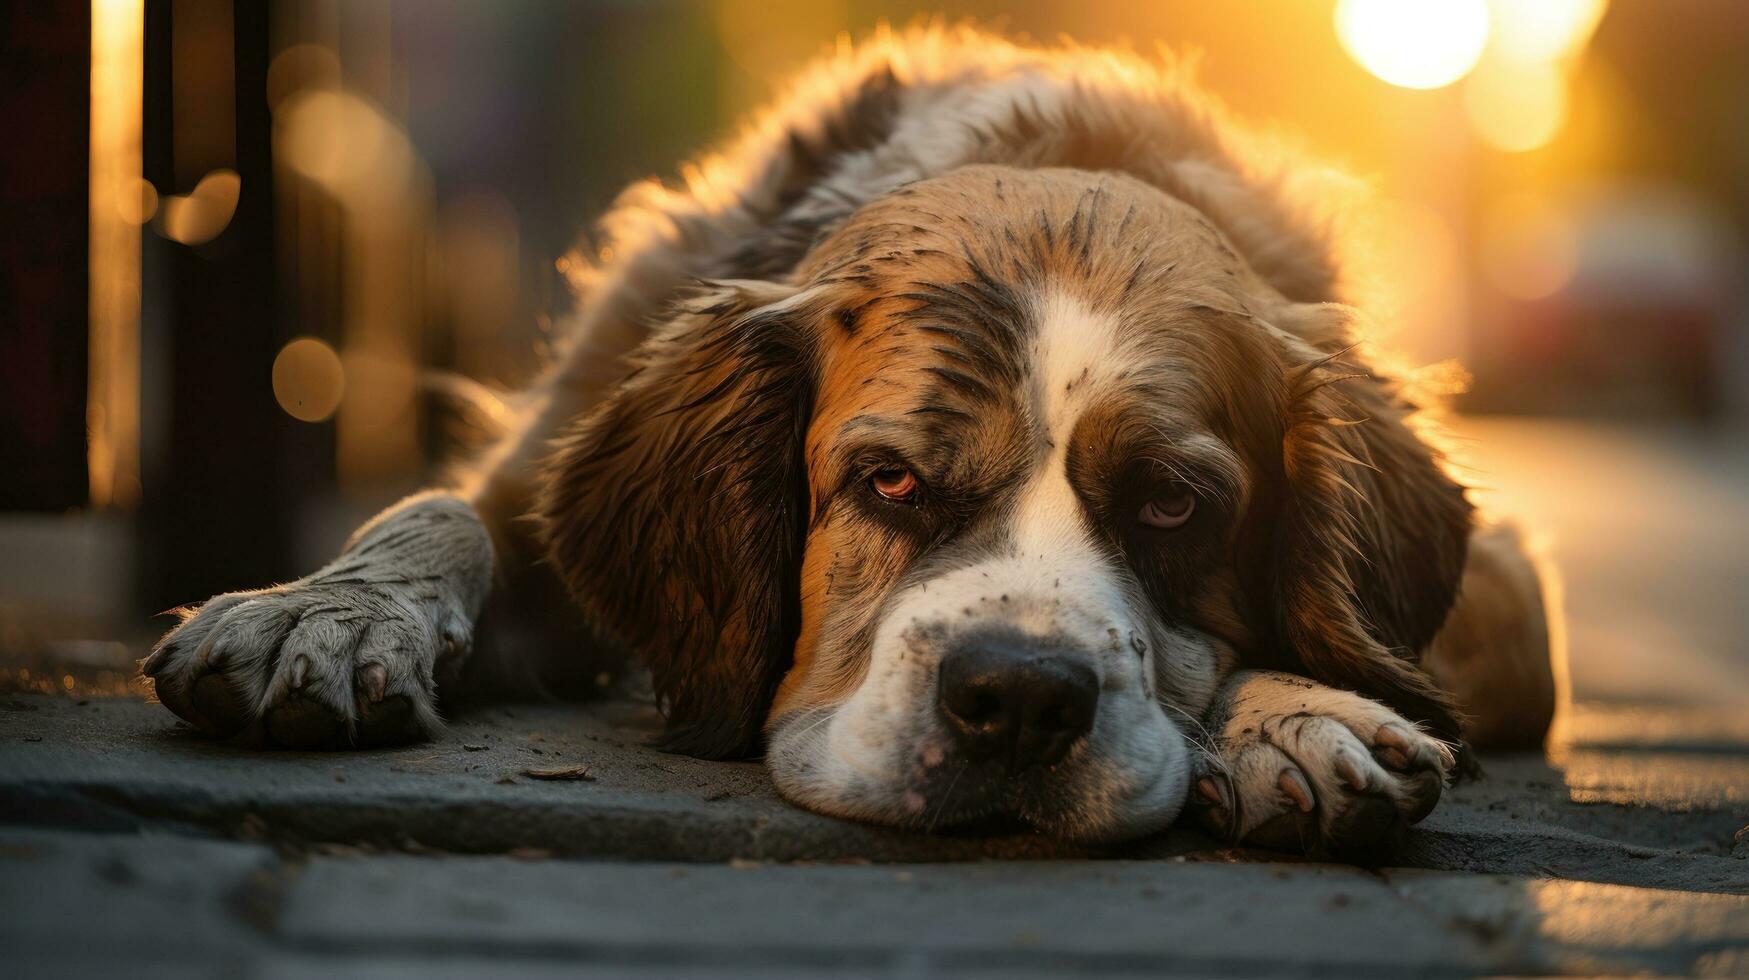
520,765 -> 595,781
462,744 -> 487,751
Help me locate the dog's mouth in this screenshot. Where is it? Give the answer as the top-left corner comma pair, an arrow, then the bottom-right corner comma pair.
925,810 -> 1035,838
767,719 -> 1189,844
893,753 -> 1061,835
893,741 -> 1187,842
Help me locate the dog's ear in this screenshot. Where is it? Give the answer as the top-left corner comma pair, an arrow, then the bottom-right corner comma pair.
1264,304 -> 1473,744
536,280 -> 822,759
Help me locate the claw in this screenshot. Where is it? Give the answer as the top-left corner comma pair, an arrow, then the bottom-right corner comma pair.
1279,767 -> 1315,813
361,663 -> 388,703
1196,776 -> 1228,808
1374,723 -> 1416,771
1374,746 -> 1410,770
289,654 -> 310,691
1375,722 -> 1411,752
1194,776 -> 1233,838
1334,753 -> 1371,792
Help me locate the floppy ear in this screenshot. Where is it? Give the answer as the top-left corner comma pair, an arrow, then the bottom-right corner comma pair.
535,280 -> 819,759
1267,305 -> 1473,745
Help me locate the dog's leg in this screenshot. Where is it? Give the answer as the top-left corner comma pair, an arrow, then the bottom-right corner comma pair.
141,492 -> 493,748
1188,670 -> 1454,860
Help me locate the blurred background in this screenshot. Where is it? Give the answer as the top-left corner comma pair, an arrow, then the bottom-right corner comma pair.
2,0 -> 1745,710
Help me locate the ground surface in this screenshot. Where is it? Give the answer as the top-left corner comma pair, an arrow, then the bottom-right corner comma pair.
2,694 -> 1746,977
3,418 -> 1747,977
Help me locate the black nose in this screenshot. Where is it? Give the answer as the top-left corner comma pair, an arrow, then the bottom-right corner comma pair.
937,638 -> 1099,770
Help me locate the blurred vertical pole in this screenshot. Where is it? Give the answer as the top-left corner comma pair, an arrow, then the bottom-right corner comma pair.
0,4 -> 92,511
137,0 -> 299,613
88,0 -> 145,513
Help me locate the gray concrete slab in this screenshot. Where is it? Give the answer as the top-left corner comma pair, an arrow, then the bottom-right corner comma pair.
3,828 -> 1745,978
4,692 -> 1747,894
4,677 -> 1748,977
1,827 -> 276,980
0,693 -> 1121,862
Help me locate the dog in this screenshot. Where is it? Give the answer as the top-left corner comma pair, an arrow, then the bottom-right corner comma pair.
143,28 -> 1560,857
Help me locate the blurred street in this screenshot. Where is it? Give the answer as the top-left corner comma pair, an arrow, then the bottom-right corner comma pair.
1452,416 -> 1749,706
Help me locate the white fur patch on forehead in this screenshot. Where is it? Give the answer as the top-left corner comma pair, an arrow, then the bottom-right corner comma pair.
1008,288 -> 1126,558
1028,288 -> 1125,450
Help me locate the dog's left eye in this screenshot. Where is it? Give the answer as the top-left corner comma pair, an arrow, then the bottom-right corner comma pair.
1138,487 -> 1196,529
870,466 -> 919,503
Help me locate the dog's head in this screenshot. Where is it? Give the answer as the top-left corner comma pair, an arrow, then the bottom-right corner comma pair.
540,166 -> 1469,841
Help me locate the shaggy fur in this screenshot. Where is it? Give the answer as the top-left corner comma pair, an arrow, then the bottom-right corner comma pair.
145,27 -> 1558,853
534,27 -> 1476,757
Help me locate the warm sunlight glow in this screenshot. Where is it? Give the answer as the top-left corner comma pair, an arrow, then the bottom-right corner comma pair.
1480,193 -> 1579,301
1465,61 -> 1568,153
1487,0 -> 1608,64
89,0 -> 144,509
1335,0 -> 1490,90
272,337 -> 347,423
1356,198 -> 1466,362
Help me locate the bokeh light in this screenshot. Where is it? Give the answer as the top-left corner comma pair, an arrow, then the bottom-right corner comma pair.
1487,0 -> 1608,64
273,79 -> 428,485
1335,0 -> 1490,90
271,337 -> 346,423
1464,61 -> 1568,153
265,43 -> 341,110
157,168 -> 240,245
276,90 -> 397,196
115,176 -> 157,225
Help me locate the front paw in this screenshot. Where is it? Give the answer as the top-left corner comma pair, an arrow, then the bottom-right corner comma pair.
1192,674 -> 1454,861
141,580 -> 469,749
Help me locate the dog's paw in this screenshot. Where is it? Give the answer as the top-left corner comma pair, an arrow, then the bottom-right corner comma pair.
1190,671 -> 1453,861
142,578 -> 469,749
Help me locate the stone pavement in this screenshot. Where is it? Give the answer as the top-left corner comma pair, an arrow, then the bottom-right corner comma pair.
2,692 -> 1746,977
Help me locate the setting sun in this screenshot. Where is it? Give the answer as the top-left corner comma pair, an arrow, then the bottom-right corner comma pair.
1335,0 -> 1490,89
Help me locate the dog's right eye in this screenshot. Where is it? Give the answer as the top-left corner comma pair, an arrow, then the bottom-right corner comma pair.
870,466 -> 919,503
1137,486 -> 1196,530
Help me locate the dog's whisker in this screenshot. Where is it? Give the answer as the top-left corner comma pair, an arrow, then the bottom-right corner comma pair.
926,759 -> 970,834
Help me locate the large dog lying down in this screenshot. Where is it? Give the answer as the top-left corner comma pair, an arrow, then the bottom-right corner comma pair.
144,29 -> 1560,857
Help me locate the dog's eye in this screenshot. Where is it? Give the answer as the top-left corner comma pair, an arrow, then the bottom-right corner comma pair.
1138,488 -> 1195,529
870,466 -> 919,503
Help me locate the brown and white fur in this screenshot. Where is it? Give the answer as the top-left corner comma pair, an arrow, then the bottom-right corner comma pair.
143,28 -> 1560,858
